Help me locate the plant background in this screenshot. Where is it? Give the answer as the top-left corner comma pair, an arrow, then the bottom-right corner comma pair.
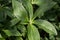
0,0 -> 60,40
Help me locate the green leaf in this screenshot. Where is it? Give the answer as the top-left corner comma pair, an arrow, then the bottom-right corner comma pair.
49,34 -> 55,40
44,37 -> 48,40
6,18 -> 20,27
4,7 -> 14,19
0,38 -> 5,40
28,0 -> 43,5
0,7 -> 14,22
12,0 -> 28,20
0,34 -> 5,40
40,0 -> 56,12
17,25 -> 26,37
0,8 -> 7,22
34,19 -> 57,35
16,37 -> 23,40
27,24 -> 40,40
3,27 -> 22,36
31,0 -> 43,5
33,0 -> 56,19
21,0 -> 33,20
9,18 -> 20,27
41,12 -> 57,21
33,8 -> 44,20
31,0 -> 56,6
0,34 -> 3,38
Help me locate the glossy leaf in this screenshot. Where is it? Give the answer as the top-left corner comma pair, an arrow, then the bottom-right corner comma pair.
31,0 -> 43,5
31,0 -> 56,6
21,0 -> 33,20
12,0 -> 28,20
34,19 -> 57,35
27,24 -> 40,40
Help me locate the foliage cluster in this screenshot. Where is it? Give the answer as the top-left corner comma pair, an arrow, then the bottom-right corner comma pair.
0,0 -> 60,40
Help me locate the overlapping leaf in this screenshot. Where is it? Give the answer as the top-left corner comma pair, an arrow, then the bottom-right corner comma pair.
27,24 -> 40,40
21,0 -> 33,20
3,27 -> 22,36
17,25 -> 26,37
12,0 -> 28,20
33,0 -> 56,19
5,18 -> 20,27
34,19 -> 57,35
0,7 -> 14,22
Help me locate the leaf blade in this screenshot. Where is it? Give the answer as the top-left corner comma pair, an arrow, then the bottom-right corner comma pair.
33,0 -> 56,19
12,0 -> 28,20
21,0 -> 33,20
34,19 -> 57,35
3,27 -> 22,37
27,24 -> 40,40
